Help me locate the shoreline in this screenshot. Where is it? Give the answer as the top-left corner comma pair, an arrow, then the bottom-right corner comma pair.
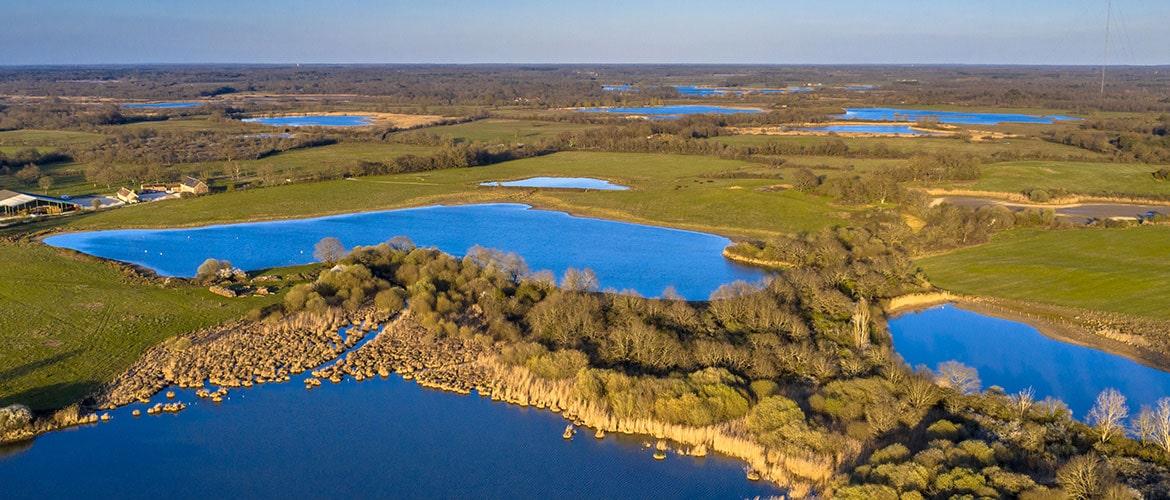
4,310 -> 823,496
885,292 -> 1170,373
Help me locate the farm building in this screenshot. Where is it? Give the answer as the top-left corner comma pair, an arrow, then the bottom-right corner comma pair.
0,189 -> 81,217
116,187 -> 140,204
180,176 -> 209,195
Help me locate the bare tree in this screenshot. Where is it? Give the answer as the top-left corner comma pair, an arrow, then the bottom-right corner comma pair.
1135,398 -> 1170,453
313,237 -> 345,264
850,296 -> 870,348
1088,388 -> 1128,443
1011,387 -> 1036,418
37,175 -> 54,193
935,361 -> 981,394
1056,454 -> 1111,500
561,268 -> 599,293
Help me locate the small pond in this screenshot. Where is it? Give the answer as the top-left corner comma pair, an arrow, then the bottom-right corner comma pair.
121,102 -> 203,109
889,304 -> 1170,417
242,115 -> 374,127
801,124 -> 933,136
578,105 -> 763,119
839,108 -> 1077,125
44,203 -> 763,299
0,351 -> 778,498
480,177 -> 630,191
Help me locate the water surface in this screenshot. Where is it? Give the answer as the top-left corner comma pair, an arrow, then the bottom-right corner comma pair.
243,115 -> 373,127
480,177 -> 629,191
0,366 -> 777,498
840,108 -> 1077,125
122,102 -> 202,109
44,203 -> 762,299
889,304 -> 1170,417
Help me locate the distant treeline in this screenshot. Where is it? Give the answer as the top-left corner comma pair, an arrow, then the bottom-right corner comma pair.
2,65 -> 1168,112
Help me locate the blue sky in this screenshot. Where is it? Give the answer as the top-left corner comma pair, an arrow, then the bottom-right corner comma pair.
1,0 -> 1166,65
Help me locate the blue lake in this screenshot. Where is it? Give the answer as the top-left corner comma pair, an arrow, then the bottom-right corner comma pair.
802,124 -> 932,136
480,177 -> 630,191
121,102 -> 202,109
242,115 -> 373,127
602,84 -> 634,92
0,359 -> 777,498
839,108 -> 1077,125
44,203 -> 763,299
889,304 -> 1170,417
578,105 -> 763,119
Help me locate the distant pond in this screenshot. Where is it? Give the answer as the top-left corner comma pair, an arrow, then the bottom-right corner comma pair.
889,304 -> 1170,417
0,366 -> 778,498
121,102 -> 203,109
839,108 -> 1078,125
44,203 -> 763,299
480,177 -> 630,191
577,105 -> 763,119
242,115 -> 374,127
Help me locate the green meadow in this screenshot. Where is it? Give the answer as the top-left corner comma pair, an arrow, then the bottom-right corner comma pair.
918,226 -> 1170,320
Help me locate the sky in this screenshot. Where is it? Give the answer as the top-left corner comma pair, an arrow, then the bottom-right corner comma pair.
1,0 -> 1167,65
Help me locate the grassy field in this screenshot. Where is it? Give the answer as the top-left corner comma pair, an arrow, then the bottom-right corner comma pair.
63,151 -> 849,238
0,142 -> 440,198
0,243 -> 280,410
918,226 -> 1170,320
0,129 -> 107,148
937,160 -> 1170,199
415,118 -> 597,144
712,134 -> 1106,160
105,116 -> 253,133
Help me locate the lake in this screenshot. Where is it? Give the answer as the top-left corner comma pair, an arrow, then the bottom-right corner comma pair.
480,177 -> 629,191
121,102 -> 202,109
839,108 -> 1078,125
577,105 -> 763,119
889,304 -> 1170,417
242,115 -> 374,127
43,203 -> 763,299
801,124 -> 932,136
0,351 -> 778,498
602,84 -> 634,92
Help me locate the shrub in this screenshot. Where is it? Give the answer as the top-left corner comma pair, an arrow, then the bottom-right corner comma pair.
0,404 -> 33,433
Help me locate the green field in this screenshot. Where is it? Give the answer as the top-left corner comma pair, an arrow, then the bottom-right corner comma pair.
106,116 -> 253,133
416,118 -> 597,144
0,129 -> 107,148
939,160 -> 1170,199
0,243 -> 280,410
713,134 -> 1106,160
918,226 -> 1170,320
64,151 -> 848,237
1,142 -> 440,198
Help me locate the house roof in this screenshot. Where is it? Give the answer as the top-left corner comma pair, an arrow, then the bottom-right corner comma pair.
181,176 -> 206,188
0,189 -> 78,208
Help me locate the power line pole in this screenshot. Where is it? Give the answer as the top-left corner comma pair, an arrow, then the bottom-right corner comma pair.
1101,0 -> 1112,96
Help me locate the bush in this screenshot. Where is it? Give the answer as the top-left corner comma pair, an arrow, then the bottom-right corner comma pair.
0,404 -> 33,433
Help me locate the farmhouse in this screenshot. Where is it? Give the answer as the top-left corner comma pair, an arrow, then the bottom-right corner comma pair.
0,189 -> 81,217
116,187 -> 140,204
179,176 -> 209,195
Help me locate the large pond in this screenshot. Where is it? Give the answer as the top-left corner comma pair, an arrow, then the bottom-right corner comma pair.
44,203 -> 763,299
802,124 -> 933,136
242,115 -> 374,127
480,177 -> 629,191
889,304 -> 1170,417
578,105 -> 763,119
839,108 -> 1078,125
0,331 -> 778,498
121,101 -> 203,109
